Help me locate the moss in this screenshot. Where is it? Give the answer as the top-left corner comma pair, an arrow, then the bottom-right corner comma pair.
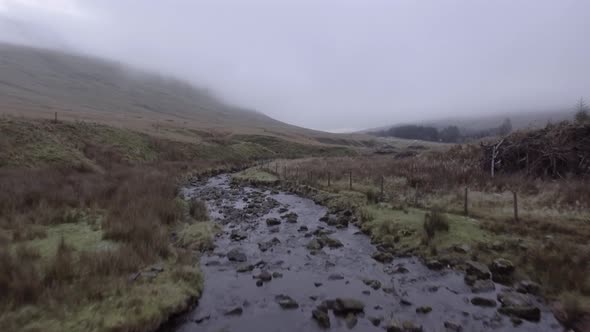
177,222 -> 221,251
233,168 -> 279,184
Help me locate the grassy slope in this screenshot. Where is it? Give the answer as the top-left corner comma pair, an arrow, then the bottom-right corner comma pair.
0,42 -> 375,147
0,116 -> 359,332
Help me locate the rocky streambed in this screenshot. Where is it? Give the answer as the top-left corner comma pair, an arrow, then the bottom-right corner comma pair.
170,174 -> 561,331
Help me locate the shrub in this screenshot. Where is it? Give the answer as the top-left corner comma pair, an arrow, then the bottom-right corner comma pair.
365,188 -> 380,204
359,207 -> 375,222
423,207 -> 449,241
189,199 -> 209,221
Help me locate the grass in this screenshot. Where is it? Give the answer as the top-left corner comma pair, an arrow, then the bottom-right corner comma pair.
235,151 -> 590,324
233,168 -> 279,184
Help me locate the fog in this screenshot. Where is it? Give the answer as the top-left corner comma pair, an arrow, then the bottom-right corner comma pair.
1,0 -> 589,131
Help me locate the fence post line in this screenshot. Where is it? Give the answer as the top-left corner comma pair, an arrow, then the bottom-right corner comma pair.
349,171 -> 352,190
283,165 -> 287,180
54,112 -> 58,123
464,187 -> 469,216
513,190 -> 519,222
328,172 -> 331,187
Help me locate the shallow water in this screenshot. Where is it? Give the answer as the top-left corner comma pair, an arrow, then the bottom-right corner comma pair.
173,174 -> 562,332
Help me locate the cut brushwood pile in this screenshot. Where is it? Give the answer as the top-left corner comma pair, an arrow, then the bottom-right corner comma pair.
481,122 -> 590,178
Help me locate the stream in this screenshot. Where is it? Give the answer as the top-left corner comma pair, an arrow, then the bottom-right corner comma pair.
172,174 -> 561,331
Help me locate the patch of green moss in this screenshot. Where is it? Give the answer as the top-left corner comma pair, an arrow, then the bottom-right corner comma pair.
177,222 -> 221,251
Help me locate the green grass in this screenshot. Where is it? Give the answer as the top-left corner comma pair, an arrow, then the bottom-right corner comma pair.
233,168 -> 279,184
177,222 -> 221,251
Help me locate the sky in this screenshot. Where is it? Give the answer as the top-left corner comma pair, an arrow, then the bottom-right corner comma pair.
0,0 -> 589,132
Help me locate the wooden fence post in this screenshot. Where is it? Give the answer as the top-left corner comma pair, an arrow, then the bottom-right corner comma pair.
414,183 -> 419,206
380,176 -> 384,197
275,163 -> 278,175
327,172 -> 331,187
513,190 -> 519,222
54,112 -> 58,123
349,171 -> 352,190
283,165 -> 287,180
464,187 -> 469,216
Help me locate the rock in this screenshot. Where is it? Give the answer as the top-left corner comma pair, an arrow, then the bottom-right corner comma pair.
372,251 -> 394,263
333,298 -> 365,315
230,229 -> 247,241
272,271 -> 283,278
266,218 -> 281,226
278,207 -> 289,213
345,313 -> 358,329
362,290 -> 371,295
363,279 -> 382,290
312,308 -> 331,328
268,226 -> 280,233
471,279 -> 495,293
314,282 -> 323,287
282,212 -> 299,223
490,258 -> 514,283
498,306 -> 541,322
275,295 -> 299,309
471,297 -> 497,307
224,306 -> 243,316
257,270 -> 272,282
516,280 -> 541,295
391,265 -> 409,274
510,316 -> 523,326
491,241 -> 504,251
454,244 -> 471,253
465,260 -> 491,280
416,306 -> 432,314
385,320 -> 423,332
298,226 -> 309,232
256,280 -> 263,287
236,264 -> 254,273
227,248 -> 247,262
426,259 -> 444,270
368,316 -> 381,326
400,298 -> 412,306
310,295 -> 318,301
497,291 -> 533,307
319,235 -> 343,248
328,274 -> 344,280
444,321 -> 462,331
382,287 -> 395,294
258,237 -> 281,252
193,313 -> 210,324
147,263 -> 164,272
306,239 -> 323,251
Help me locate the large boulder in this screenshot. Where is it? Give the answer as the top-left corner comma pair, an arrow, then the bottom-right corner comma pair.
497,291 -> 541,322
471,279 -> 495,293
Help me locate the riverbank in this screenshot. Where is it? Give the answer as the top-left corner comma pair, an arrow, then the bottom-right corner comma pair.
230,166 -> 590,331
169,173 -> 561,331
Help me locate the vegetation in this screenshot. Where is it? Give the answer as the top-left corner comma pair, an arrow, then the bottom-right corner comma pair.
370,118 -> 513,143
235,123 -> 590,324
0,116 -> 357,331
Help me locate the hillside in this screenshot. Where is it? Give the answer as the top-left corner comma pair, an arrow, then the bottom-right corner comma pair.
0,42 -> 369,146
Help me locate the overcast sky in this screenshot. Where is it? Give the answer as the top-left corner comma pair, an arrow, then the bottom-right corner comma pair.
1,0 -> 589,131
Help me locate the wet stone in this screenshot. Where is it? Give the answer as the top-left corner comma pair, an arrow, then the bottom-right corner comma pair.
416,306 -> 432,314
471,297 -> 497,307
332,298 -> 365,315
306,239 -> 323,251
516,280 -> 541,295
368,316 -> 381,326
371,251 -> 394,263
224,306 -> 243,316
236,264 -> 254,273
465,260 -> 491,280
444,321 -> 462,331
425,259 -> 444,270
345,313 -> 358,329
471,279 -> 495,293
256,270 -> 272,282
328,274 -> 344,280
312,308 -> 330,329
363,279 -> 382,290
266,218 -> 281,226
385,320 -> 423,332
227,248 -> 247,262
275,295 -> 299,309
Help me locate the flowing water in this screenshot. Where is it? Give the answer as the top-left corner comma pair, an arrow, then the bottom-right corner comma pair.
170,174 -> 562,332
